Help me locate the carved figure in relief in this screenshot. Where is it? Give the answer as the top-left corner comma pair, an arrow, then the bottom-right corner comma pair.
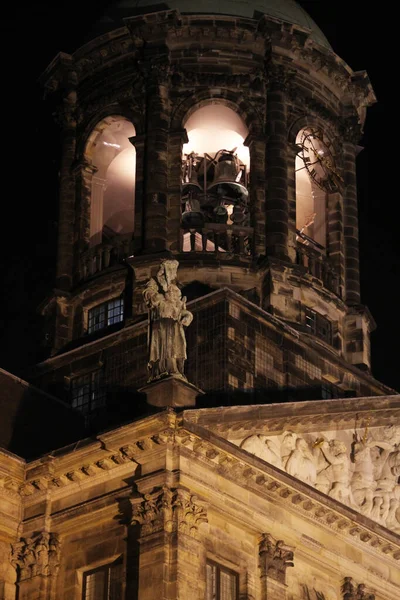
350,441 -> 376,513
281,432 -> 297,470
285,438 -> 316,485
143,260 -> 193,381
316,439 -> 352,503
240,435 -> 282,468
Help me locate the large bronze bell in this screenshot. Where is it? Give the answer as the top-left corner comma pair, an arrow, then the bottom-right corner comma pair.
208,149 -> 248,204
181,196 -> 205,230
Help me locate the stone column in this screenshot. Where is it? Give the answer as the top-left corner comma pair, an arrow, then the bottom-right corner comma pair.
246,133 -> 267,257
167,129 -> 188,253
131,484 -> 208,600
259,533 -> 294,600
89,175 -> 106,247
265,65 -> 292,260
10,532 -> 61,600
142,60 -> 170,254
55,81 -> 78,292
130,134 -> 145,253
342,120 -> 361,304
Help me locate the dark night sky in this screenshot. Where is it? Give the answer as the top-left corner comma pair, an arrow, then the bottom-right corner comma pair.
0,2 -> 398,390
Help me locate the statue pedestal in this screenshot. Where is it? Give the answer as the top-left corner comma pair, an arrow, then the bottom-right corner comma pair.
139,376 -> 203,408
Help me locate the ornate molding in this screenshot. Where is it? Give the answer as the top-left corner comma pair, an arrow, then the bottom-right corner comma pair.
177,428 -> 400,563
131,485 -> 208,539
20,443 -> 140,498
342,577 -> 375,600
10,532 -> 61,582
259,532 -> 294,584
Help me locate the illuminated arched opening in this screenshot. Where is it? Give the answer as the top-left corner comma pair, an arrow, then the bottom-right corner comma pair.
86,117 -> 136,247
181,104 -> 250,252
295,127 -> 329,250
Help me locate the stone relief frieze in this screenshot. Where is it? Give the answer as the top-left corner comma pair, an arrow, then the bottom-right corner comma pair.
237,425 -> 400,532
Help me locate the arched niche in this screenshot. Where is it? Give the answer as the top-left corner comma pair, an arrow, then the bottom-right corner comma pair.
85,116 -> 136,247
181,103 -> 250,253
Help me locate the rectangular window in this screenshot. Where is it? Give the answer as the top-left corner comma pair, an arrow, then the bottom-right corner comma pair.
305,308 -> 332,345
83,561 -> 123,600
71,370 -> 106,416
206,561 -> 238,600
88,298 -> 124,334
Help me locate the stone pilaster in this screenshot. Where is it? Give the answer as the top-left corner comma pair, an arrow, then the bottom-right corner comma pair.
265,65 -> 292,260
143,59 -> 171,253
54,77 -> 78,292
131,484 -> 208,600
342,120 -> 361,304
167,129 -> 188,253
10,532 -> 61,600
130,134 -> 146,253
259,533 -> 294,600
246,133 -> 266,257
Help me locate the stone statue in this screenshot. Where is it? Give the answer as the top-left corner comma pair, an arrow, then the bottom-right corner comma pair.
143,260 -> 193,381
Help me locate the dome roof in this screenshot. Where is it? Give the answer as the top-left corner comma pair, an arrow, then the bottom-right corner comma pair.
102,0 -> 331,49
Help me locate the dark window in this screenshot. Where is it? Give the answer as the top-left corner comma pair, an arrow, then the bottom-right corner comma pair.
206,561 -> 238,600
83,560 -> 123,600
305,308 -> 332,344
71,370 -> 106,417
88,298 -> 124,334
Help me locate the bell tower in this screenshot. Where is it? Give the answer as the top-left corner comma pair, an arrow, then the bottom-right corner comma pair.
34,1 -> 391,426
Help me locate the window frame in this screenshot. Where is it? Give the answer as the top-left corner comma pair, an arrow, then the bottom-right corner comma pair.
87,297 -> 124,334
82,559 -> 123,600
71,369 -> 106,418
206,560 -> 239,600
305,307 -> 332,345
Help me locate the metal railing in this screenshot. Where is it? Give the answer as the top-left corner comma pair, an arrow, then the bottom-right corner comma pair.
181,223 -> 254,256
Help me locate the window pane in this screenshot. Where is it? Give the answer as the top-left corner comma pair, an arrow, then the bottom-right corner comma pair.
206,563 -> 217,600
220,570 -> 236,600
88,304 -> 106,333
109,563 -> 124,600
84,570 -> 106,600
107,298 -> 124,326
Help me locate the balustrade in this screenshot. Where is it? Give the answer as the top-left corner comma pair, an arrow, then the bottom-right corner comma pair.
79,237 -> 132,281
181,223 -> 254,257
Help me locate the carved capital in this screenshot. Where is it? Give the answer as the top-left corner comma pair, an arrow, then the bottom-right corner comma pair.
10,532 -> 61,582
259,533 -> 294,584
131,485 -> 207,538
342,577 -> 375,600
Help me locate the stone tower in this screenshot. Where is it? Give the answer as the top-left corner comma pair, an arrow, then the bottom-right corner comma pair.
34,0 -> 391,420
1,2 -> 399,600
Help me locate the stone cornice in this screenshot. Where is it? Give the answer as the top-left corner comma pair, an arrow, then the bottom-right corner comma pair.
184,395 -> 400,436
178,420 -> 400,563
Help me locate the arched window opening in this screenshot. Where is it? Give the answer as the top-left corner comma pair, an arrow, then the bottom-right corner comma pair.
88,117 -> 136,247
295,127 -> 338,251
181,104 -> 250,253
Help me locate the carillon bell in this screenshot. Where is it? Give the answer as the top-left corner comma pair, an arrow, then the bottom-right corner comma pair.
208,149 -> 248,204
182,152 -> 203,192
181,196 -> 205,230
